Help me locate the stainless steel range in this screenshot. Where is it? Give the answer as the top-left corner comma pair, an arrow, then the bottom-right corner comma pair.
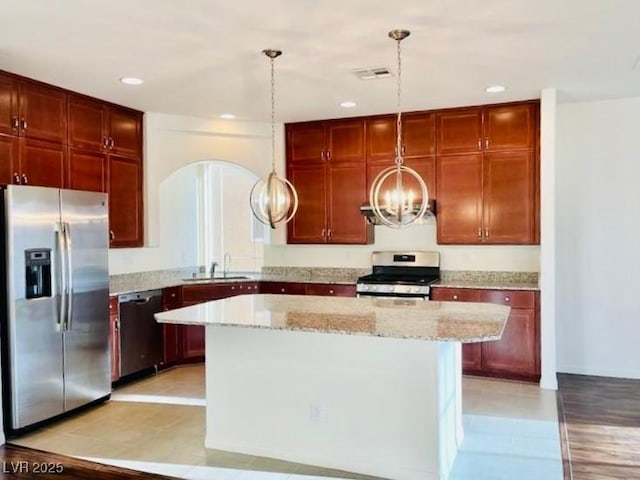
356,251 -> 440,299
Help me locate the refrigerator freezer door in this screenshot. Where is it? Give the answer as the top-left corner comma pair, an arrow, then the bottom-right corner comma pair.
60,189 -> 110,411
5,185 -> 64,429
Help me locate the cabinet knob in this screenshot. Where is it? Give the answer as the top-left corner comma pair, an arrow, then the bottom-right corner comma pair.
239,285 -> 243,289
505,296 -> 510,302
13,172 -> 20,184
11,116 -> 19,130
485,228 -> 489,238
170,293 -> 176,298
327,228 -> 332,239
20,118 -> 27,130
326,150 -> 331,160
478,228 -> 482,240
477,138 -> 482,151
231,286 -> 235,289
453,295 -> 458,300
485,138 -> 489,149
21,173 -> 28,185
109,137 -> 115,150
329,289 -> 334,294
280,288 -> 285,292
109,230 -> 115,241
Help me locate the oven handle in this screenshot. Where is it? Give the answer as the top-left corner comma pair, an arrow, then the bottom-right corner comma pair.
357,292 -> 429,300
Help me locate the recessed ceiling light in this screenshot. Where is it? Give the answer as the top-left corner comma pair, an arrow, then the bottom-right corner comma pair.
485,85 -> 506,93
340,101 -> 357,108
219,113 -> 236,119
120,77 -> 143,86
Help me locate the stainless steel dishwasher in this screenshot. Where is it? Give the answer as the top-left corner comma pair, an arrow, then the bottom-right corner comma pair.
118,290 -> 163,377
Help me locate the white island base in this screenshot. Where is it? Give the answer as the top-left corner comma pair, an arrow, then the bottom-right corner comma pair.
204,326 -> 463,480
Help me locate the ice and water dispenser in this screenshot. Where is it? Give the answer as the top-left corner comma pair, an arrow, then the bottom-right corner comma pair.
25,249 -> 52,299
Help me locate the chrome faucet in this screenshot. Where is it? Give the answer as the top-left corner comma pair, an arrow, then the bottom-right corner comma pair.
210,261 -> 218,277
223,253 -> 231,276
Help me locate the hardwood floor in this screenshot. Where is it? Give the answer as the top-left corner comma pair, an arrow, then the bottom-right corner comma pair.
557,373 -> 640,479
0,444 -> 178,479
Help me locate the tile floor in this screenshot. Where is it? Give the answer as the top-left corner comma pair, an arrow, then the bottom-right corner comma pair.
12,365 -> 562,480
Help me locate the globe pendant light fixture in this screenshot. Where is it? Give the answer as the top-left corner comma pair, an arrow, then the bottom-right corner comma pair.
369,29 -> 429,228
250,49 -> 299,229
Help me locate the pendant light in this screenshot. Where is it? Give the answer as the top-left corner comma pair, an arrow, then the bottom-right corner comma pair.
250,49 -> 299,229
369,29 -> 429,228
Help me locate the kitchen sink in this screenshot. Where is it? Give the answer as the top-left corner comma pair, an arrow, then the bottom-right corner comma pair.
182,274 -> 250,282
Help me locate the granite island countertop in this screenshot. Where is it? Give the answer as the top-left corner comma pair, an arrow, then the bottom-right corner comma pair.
154,294 -> 510,343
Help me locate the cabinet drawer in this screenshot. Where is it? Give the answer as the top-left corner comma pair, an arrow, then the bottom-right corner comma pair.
430,287 -> 481,302
476,289 -> 535,309
306,283 -> 356,297
162,286 -> 183,309
182,284 -> 233,302
109,295 -> 119,315
260,282 -> 307,295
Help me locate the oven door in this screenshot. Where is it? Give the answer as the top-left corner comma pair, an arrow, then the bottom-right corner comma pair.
356,291 -> 429,301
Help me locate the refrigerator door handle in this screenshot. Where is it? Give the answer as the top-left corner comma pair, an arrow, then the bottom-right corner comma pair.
64,222 -> 74,331
56,223 -> 67,331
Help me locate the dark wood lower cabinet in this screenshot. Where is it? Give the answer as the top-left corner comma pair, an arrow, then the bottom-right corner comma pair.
431,286 -> 540,381
181,326 -> 205,359
109,296 -> 120,382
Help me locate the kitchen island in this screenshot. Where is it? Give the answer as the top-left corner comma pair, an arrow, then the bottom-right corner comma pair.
155,294 -> 509,480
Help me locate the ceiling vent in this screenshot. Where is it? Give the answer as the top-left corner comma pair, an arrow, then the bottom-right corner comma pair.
352,67 -> 393,80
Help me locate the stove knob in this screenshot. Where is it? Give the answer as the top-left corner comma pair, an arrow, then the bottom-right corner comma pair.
361,285 -> 368,291
372,285 -> 378,291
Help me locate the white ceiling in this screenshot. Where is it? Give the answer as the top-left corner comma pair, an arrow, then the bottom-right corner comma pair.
2,0 -> 640,123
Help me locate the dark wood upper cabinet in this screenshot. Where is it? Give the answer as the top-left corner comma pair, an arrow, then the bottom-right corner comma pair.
19,81 -> 67,144
287,122 -> 326,163
0,73 -> 18,136
326,119 -> 365,163
19,138 -> 65,188
367,113 -> 435,160
109,155 -> 143,247
287,118 -> 371,245
109,107 -> 142,158
69,96 -> 107,151
0,134 -> 18,184
436,154 -> 483,244
482,151 -> 536,244
287,163 -> 327,243
367,156 -> 436,203
484,103 -> 536,152
436,109 -> 482,155
327,163 -> 371,244
68,149 -> 108,193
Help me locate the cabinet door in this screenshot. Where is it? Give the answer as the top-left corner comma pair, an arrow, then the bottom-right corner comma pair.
19,81 -> 67,143
182,284 -> 234,303
0,73 -> 18,135
162,324 -> 182,365
286,122 -> 326,163
367,157 -> 436,203
19,138 -> 65,188
287,163 -> 327,243
69,96 -> 107,151
162,286 -> 183,309
182,326 -> 205,359
0,134 -> 18,184
483,151 -> 535,244
327,163 -> 371,244
402,112 -> 436,157
366,115 -> 396,161
481,308 -> 538,377
108,107 -> 142,158
436,109 -> 482,155
484,103 -> 536,152
326,119 -> 365,163
67,149 -> 107,192
108,155 -> 143,247
463,343 -> 482,371
436,154 -> 483,244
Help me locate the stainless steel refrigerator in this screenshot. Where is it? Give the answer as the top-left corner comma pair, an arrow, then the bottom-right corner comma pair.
0,185 -> 110,432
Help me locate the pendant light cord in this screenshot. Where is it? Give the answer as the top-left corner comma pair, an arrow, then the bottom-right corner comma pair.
395,36 -> 403,168
270,55 -> 276,173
